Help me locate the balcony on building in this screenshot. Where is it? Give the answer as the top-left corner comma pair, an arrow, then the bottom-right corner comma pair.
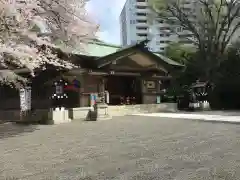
136,1 -> 147,6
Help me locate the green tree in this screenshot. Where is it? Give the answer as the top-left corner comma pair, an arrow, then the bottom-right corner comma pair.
209,41 -> 240,109
150,0 -> 240,82
164,42 -> 196,65
163,43 -> 198,97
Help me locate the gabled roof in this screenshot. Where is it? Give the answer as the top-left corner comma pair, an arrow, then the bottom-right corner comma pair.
96,40 -> 149,68
72,39 -> 183,68
92,40 -> 184,71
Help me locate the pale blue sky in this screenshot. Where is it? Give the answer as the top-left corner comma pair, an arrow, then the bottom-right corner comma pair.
86,0 -> 126,45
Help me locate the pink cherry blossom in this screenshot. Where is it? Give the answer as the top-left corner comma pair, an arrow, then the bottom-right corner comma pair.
0,0 -> 98,86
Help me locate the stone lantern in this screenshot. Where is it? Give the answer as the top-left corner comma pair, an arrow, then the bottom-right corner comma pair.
191,81 -> 210,110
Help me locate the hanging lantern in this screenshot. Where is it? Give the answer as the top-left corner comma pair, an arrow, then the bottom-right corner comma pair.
51,79 -> 68,109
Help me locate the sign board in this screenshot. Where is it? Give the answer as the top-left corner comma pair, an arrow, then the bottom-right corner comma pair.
56,85 -> 63,94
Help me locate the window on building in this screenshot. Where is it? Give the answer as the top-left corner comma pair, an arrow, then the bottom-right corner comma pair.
137,33 -> 147,37
136,5 -> 146,9
136,27 -> 148,30
160,33 -> 170,37
130,20 -> 136,24
159,27 -> 171,30
137,20 -> 147,23
160,47 -> 165,51
136,12 -> 147,16
179,34 -> 192,38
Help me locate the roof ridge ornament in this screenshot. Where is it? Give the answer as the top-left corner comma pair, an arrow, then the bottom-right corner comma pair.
137,40 -> 149,50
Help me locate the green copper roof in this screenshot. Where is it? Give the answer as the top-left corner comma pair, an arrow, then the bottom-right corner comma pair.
86,41 -> 120,57
71,39 -> 120,57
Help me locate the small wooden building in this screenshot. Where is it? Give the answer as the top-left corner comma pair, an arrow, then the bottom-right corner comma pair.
64,40 -> 183,107
0,40 -> 183,111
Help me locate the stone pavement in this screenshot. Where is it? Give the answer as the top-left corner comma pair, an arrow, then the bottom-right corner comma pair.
1,116 -> 240,179
184,110 -> 240,116
133,111 -> 240,123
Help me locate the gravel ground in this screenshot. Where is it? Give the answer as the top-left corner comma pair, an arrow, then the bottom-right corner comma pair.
1,116 -> 240,180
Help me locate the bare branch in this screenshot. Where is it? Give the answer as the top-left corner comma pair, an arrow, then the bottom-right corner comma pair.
151,0 -> 240,80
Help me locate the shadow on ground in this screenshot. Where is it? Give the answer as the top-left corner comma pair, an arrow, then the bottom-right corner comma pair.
0,122 -> 39,139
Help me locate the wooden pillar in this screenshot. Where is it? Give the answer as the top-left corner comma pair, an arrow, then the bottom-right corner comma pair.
98,77 -> 106,102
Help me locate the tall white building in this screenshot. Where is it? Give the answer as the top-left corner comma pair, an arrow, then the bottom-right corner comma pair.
119,0 -> 196,53
120,0 -> 150,46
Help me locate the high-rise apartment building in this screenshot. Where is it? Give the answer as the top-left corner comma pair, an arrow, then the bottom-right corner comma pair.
120,0 -> 149,46
119,0 -> 196,53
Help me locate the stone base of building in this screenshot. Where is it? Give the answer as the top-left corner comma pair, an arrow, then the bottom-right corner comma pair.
0,103 -> 178,123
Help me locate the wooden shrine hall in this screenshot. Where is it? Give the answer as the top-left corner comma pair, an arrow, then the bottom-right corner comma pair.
60,40 -> 183,107
0,40 -> 184,110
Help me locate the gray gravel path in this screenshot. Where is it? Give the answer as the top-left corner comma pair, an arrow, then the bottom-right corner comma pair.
1,116 -> 240,179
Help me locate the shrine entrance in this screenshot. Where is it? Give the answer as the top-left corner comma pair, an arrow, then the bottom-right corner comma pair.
105,76 -> 142,105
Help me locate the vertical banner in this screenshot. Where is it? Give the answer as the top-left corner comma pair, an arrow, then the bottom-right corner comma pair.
90,94 -> 94,106
20,88 -> 26,111
20,86 -> 31,111
90,93 -> 98,106
25,86 -> 31,110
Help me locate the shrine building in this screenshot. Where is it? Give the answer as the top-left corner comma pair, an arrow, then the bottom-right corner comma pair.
0,40 -> 183,120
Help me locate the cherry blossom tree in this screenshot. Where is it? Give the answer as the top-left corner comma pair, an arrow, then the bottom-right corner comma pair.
0,0 -> 98,86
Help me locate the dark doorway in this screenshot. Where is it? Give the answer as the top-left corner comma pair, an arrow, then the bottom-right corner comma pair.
105,76 -> 142,105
